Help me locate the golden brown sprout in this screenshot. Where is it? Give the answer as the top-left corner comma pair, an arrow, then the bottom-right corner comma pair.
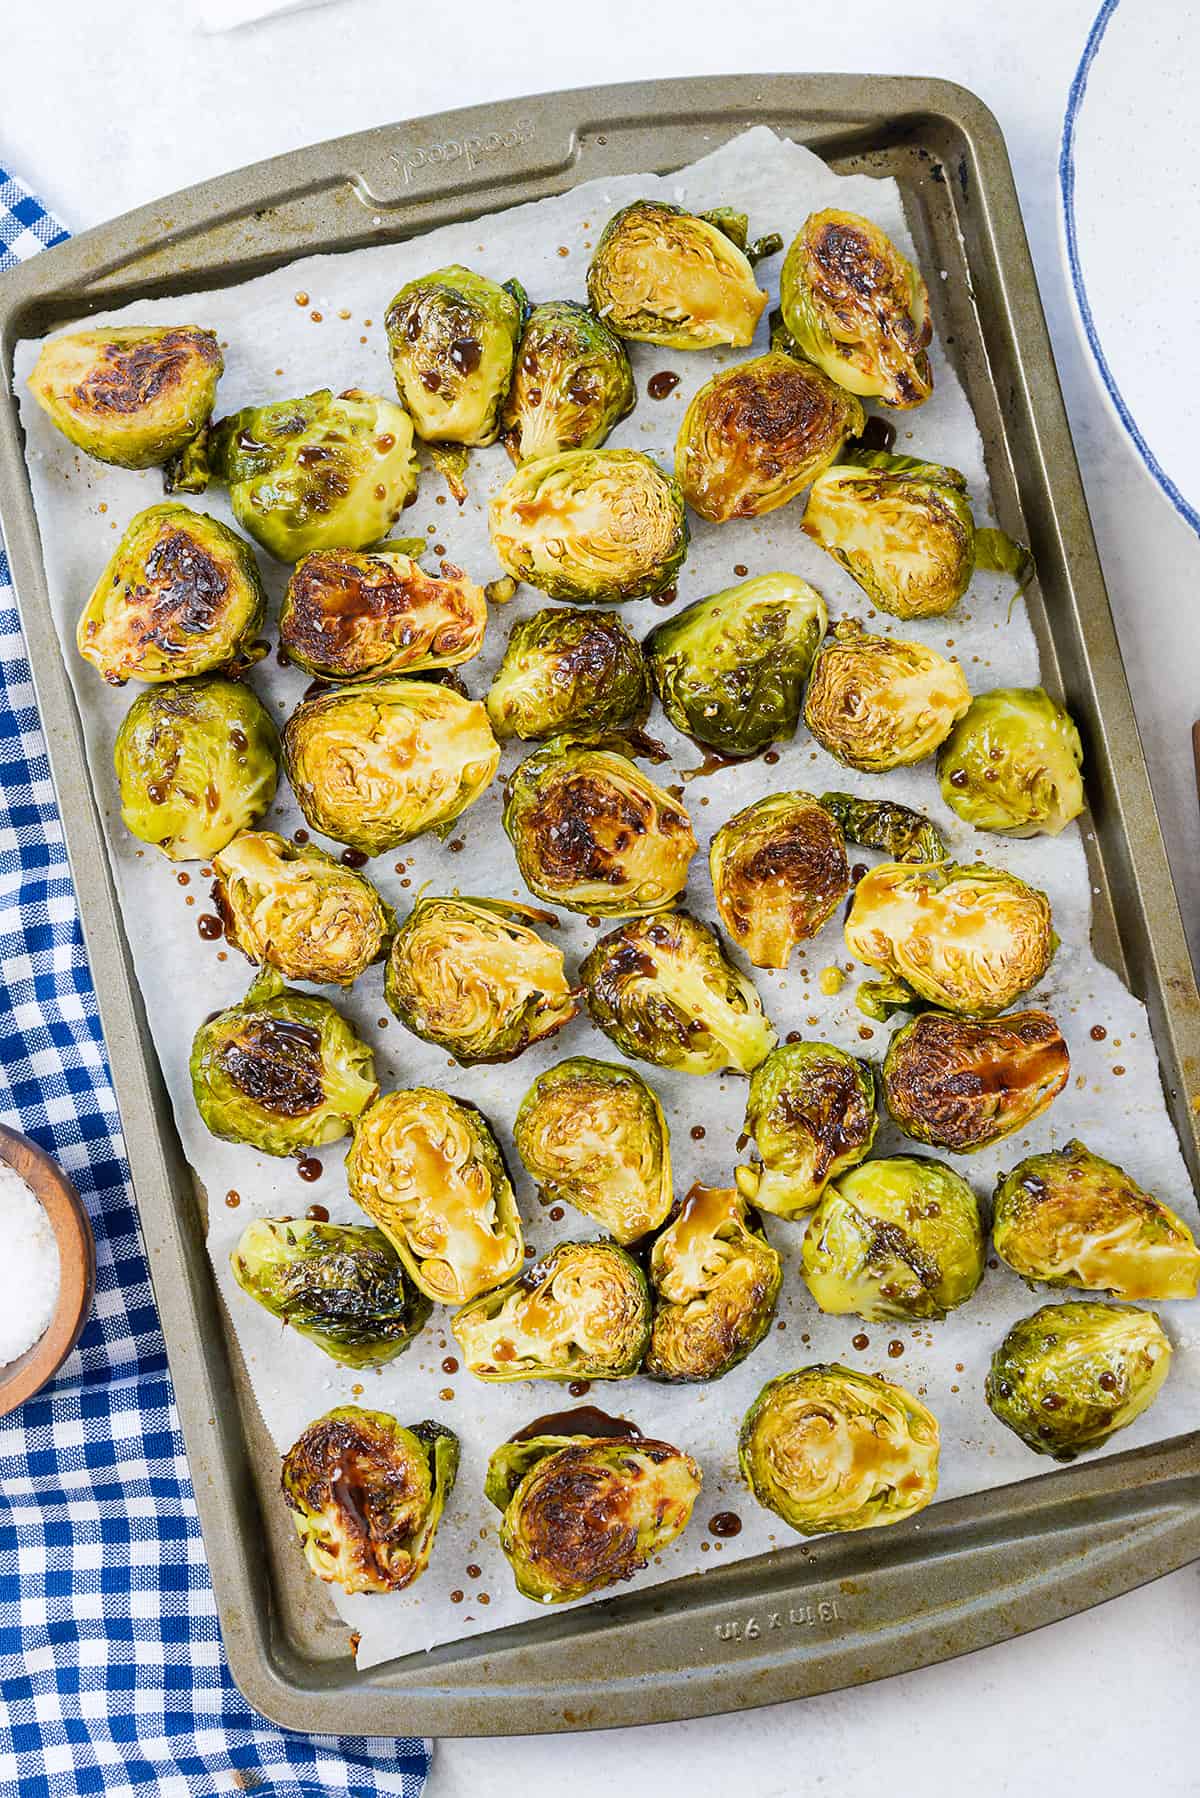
452,1241 -> 651,1382
803,619 -> 970,772
587,199 -> 768,350
500,301 -> 635,463
736,1042 -> 877,1218
882,1009 -> 1069,1152
28,325 -> 222,469
211,830 -> 393,986
986,1302 -> 1173,1460
644,1184 -> 781,1382
278,547 -> 486,682
709,791 -> 849,970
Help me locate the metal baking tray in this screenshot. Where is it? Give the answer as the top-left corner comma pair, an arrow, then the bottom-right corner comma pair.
2,74 -> 1199,1736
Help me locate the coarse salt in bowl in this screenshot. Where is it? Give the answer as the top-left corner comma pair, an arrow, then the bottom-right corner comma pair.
0,1160 -> 62,1363
0,1123 -> 95,1416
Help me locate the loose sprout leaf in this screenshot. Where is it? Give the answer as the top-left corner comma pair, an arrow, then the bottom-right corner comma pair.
973,526 -> 1036,596
820,792 -> 947,863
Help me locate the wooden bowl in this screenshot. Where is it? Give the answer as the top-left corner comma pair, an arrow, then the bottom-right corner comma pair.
0,1123 -> 95,1417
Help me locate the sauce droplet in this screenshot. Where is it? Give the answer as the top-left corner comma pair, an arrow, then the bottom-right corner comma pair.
450,1590 -> 464,1604
297,1157 -> 323,1183
224,1190 -> 240,1208
340,848 -> 369,869
466,1563 -> 482,1580
651,585 -> 678,608
304,1203 -> 329,1223
548,1205 -> 564,1222
1090,1024 -> 1107,1041
709,1511 -> 742,1538
852,1332 -> 869,1351
513,1405 -> 638,1442
197,914 -> 223,940
733,563 -> 749,578
176,872 -> 190,887
568,1379 -> 592,1398
852,415 -> 897,454
887,1339 -> 905,1358
442,1356 -> 459,1375
690,1125 -> 706,1140
763,749 -> 780,765
647,370 -> 680,399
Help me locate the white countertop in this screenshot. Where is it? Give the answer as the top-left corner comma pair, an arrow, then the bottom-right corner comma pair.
4,0 -> 1198,1789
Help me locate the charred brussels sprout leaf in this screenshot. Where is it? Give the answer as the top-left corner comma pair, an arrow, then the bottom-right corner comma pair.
883,1009 -> 1069,1153
820,792 -> 946,863
710,791 -> 849,969
190,967 -> 377,1155
345,1088 -> 523,1304
29,325 -> 222,470
281,1406 -> 457,1594
503,740 -> 696,917
452,1241 -> 651,1382
937,687 -> 1085,837
804,619 -> 970,771
992,1139 -> 1200,1301
384,896 -> 577,1062
283,677 -> 499,856
736,1041 -> 877,1219
802,456 -> 973,618
501,301 -> 634,463
587,199 -> 768,350
489,449 -> 688,603
644,573 -> 827,758
385,265 -> 525,446
739,1364 -> 939,1534
211,830 -> 392,986
985,1302 -> 1172,1460
279,546 -> 486,682
514,1056 -> 672,1244
780,210 -> 933,409
486,607 -> 650,742
230,1217 -> 431,1367
644,1184 -> 781,1383
581,911 -> 777,1076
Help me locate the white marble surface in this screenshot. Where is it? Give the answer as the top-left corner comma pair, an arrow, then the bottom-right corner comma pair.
4,0 -> 1198,1789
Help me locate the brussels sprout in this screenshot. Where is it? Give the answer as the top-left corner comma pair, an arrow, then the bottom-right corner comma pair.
937,688 -> 1085,838
489,449 -> 688,603
513,1057 -> 672,1244
501,301 -> 635,463
278,546 -> 486,682
739,1364 -> 939,1534
985,1301 -> 1172,1460
710,791 -> 849,970
114,678 -> 279,862
281,1406 -> 457,1594
384,896 -> 577,1062
77,504 -> 266,686
779,210 -> 933,408
202,389 -> 419,561
844,860 -> 1057,1016
190,967 -> 377,1156
452,1240 -> 651,1382
283,677 -> 499,857
385,265 -> 525,446
736,1042 -> 877,1219
28,325 -> 222,470
675,351 -> 864,523
644,1183 -> 781,1382
644,573 -> 827,757
486,608 -> 650,742
992,1139 -> 1200,1301
883,1009 -> 1069,1153
230,1217 -> 431,1367
819,792 -> 946,863
211,830 -> 392,985
587,199 -> 768,350
581,911 -> 776,1076
345,1088 -> 523,1304
804,619 -> 970,772
503,740 -> 696,917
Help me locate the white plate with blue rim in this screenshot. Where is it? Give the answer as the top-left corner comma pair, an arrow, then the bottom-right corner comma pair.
1060,0 -> 1200,537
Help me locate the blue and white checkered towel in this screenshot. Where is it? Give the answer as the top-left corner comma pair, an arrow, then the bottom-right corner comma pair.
0,171 -> 432,1798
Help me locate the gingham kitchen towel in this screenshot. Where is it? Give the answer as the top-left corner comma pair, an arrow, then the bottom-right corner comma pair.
0,170 -> 432,1798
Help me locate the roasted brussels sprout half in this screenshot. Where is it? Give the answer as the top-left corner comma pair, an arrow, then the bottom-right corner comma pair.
985,1302 -> 1172,1460
281,1406 -> 457,1594
587,199 -> 768,350
644,573 -> 827,757
230,1217 -> 431,1367
514,1057 -> 672,1244
114,678 -> 278,862
675,351 -> 864,523
779,210 -> 933,408
211,830 -> 392,985
489,449 -> 687,603
845,860 -> 1056,1016
883,1009 -> 1069,1153
501,301 -> 635,463
486,607 -> 650,742
278,546 -> 486,682
937,688 -> 1086,837
803,619 -> 970,772
385,265 -> 525,446
202,389 -> 419,561
503,740 -> 696,917
581,911 -> 776,1076
644,1184 -> 781,1382
452,1240 -> 651,1382
801,1156 -> 985,1321
736,1042 -> 877,1219
78,504 -> 266,686
345,1088 -> 523,1304
384,896 -> 577,1062
739,1364 -> 939,1534
28,325 -> 222,470
992,1139 -> 1200,1301
819,792 -> 946,863
190,967 -> 377,1156
710,791 -> 849,969
283,677 -> 499,857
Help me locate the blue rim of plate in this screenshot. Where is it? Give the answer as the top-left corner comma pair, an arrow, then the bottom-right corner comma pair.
1060,0 -> 1200,538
